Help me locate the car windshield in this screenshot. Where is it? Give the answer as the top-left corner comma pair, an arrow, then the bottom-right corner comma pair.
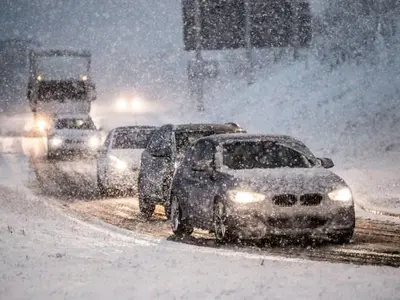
54,118 -> 96,130
222,141 -> 314,169
175,131 -> 221,153
112,129 -> 154,149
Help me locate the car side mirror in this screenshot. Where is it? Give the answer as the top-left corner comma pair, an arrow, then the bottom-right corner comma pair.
192,160 -> 214,172
318,157 -> 334,169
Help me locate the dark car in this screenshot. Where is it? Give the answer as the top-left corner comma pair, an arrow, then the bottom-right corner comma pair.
97,125 -> 158,196
138,123 -> 246,219
169,133 -> 355,244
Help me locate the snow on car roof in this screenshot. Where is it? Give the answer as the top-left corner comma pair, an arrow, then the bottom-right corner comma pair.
199,133 -> 301,143
113,125 -> 158,133
173,123 -> 244,132
54,114 -> 92,120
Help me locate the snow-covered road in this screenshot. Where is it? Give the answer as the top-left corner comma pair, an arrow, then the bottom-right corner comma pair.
1,140 -> 400,299
1,177 -> 400,300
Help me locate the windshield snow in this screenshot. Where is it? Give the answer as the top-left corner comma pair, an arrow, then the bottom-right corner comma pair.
222,141 -> 314,169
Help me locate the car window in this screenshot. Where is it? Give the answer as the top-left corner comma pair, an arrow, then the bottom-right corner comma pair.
175,131 -> 220,153
112,130 -> 154,149
54,118 -> 96,130
222,141 -> 314,169
147,128 -> 171,152
192,140 -> 215,163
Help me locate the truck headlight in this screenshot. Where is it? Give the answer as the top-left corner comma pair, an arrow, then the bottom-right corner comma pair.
227,190 -> 265,204
328,187 -> 353,202
36,119 -> 47,132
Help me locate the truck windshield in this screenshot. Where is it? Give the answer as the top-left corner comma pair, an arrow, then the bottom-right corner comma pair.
37,81 -> 87,101
55,118 -> 96,130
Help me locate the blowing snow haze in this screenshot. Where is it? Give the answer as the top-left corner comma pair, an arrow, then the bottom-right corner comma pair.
1,1 -> 400,300
1,0 -> 184,98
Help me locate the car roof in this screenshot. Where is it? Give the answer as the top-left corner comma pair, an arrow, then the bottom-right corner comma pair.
112,125 -> 158,133
54,114 -> 92,120
198,133 -> 308,146
169,123 -> 245,133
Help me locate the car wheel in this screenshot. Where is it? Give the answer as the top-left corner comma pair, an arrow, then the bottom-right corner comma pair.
213,200 -> 237,243
97,172 -> 107,197
47,150 -> 55,160
139,194 -> 155,219
170,195 -> 193,237
164,200 -> 171,220
331,229 -> 354,244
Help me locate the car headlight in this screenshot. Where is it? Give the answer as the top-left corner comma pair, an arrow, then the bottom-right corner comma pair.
88,136 -> 101,148
328,187 -> 353,202
108,155 -> 128,170
116,97 -> 128,111
49,137 -> 63,147
227,190 -> 266,204
36,120 -> 47,132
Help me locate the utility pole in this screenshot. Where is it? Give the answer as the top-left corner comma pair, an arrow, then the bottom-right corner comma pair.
244,0 -> 254,85
194,0 -> 205,111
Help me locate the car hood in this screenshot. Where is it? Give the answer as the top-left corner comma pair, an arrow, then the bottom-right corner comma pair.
108,149 -> 144,169
50,129 -> 99,139
223,167 -> 347,194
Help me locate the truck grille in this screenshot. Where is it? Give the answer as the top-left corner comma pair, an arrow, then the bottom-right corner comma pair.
272,194 -> 297,206
299,193 -> 323,206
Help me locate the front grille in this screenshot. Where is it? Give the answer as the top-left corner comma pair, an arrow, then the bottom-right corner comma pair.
272,194 -> 297,206
300,193 -> 323,206
65,139 -> 84,144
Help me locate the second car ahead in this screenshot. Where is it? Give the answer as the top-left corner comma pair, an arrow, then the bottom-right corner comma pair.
47,114 -> 102,160
97,125 -> 158,196
170,133 -> 355,244
138,122 -> 246,219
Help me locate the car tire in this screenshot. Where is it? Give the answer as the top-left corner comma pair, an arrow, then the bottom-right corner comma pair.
331,228 -> 354,244
139,194 -> 155,219
213,200 -> 237,243
164,200 -> 171,220
170,194 -> 193,237
97,172 -> 107,197
47,149 -> 55,160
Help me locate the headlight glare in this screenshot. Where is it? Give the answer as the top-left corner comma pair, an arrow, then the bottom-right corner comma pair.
227,190 -> 265,203
88,136 -> 101,148
108,155 -> 128,170
328,187 -> 353,202
50,137 -> 63,147
36,120 -> 47,132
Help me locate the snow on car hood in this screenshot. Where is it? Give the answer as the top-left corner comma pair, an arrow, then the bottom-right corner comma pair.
223,167 -> 347,194
50,129 -> 99,139
108,148 -> 144,169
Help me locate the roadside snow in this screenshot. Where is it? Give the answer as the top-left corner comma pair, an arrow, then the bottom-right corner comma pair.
1,182 -> 400,300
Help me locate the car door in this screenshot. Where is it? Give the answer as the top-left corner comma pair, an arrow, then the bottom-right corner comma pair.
181,140 -> 216,226
97,130 -> 113,181
140,125 -> 174,202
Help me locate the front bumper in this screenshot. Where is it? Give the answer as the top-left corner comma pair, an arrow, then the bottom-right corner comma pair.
48,145 -> 98,158
225,201 -> 355,239
104,168 -> 139,190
